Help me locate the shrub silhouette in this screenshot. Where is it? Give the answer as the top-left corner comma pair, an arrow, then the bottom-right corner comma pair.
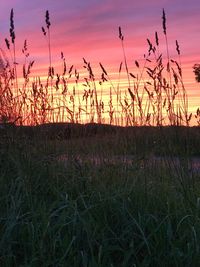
193,64 -> 200,82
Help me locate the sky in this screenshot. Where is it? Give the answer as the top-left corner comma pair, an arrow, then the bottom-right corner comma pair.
0,0 -> 199,118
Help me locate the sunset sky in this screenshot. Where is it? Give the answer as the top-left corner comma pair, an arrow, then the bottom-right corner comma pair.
0,0 -> 199,118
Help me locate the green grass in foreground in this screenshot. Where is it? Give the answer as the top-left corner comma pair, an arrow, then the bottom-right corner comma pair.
0,126 -> 200,266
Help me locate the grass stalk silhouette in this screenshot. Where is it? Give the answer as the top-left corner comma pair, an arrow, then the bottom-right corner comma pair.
0,8 -> 194,127
10,9 -> 18,97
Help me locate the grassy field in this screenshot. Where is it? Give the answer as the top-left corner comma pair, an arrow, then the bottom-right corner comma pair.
0,124 -> 200,266
0,7 -> 200,267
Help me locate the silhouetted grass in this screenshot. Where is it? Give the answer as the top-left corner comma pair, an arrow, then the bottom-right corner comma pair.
0,9 -> 195,126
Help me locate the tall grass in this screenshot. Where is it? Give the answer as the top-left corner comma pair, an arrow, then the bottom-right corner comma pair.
0,9 -> 195,126
1,8 -> 200,266
1,126 -> 200,266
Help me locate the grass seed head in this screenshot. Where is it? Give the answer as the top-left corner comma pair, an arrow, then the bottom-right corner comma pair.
45,10 -> 51,29
10,8 -> 15,43
162,9 -> 166,35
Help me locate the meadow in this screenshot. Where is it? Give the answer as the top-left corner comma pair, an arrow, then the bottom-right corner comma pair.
1,124 -> 200,266
0,9 -> 200,267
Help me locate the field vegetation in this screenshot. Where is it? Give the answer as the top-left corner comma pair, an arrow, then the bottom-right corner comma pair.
1,125 -> 200,266
0,9 -> 198,126
0,8 -> 200,267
